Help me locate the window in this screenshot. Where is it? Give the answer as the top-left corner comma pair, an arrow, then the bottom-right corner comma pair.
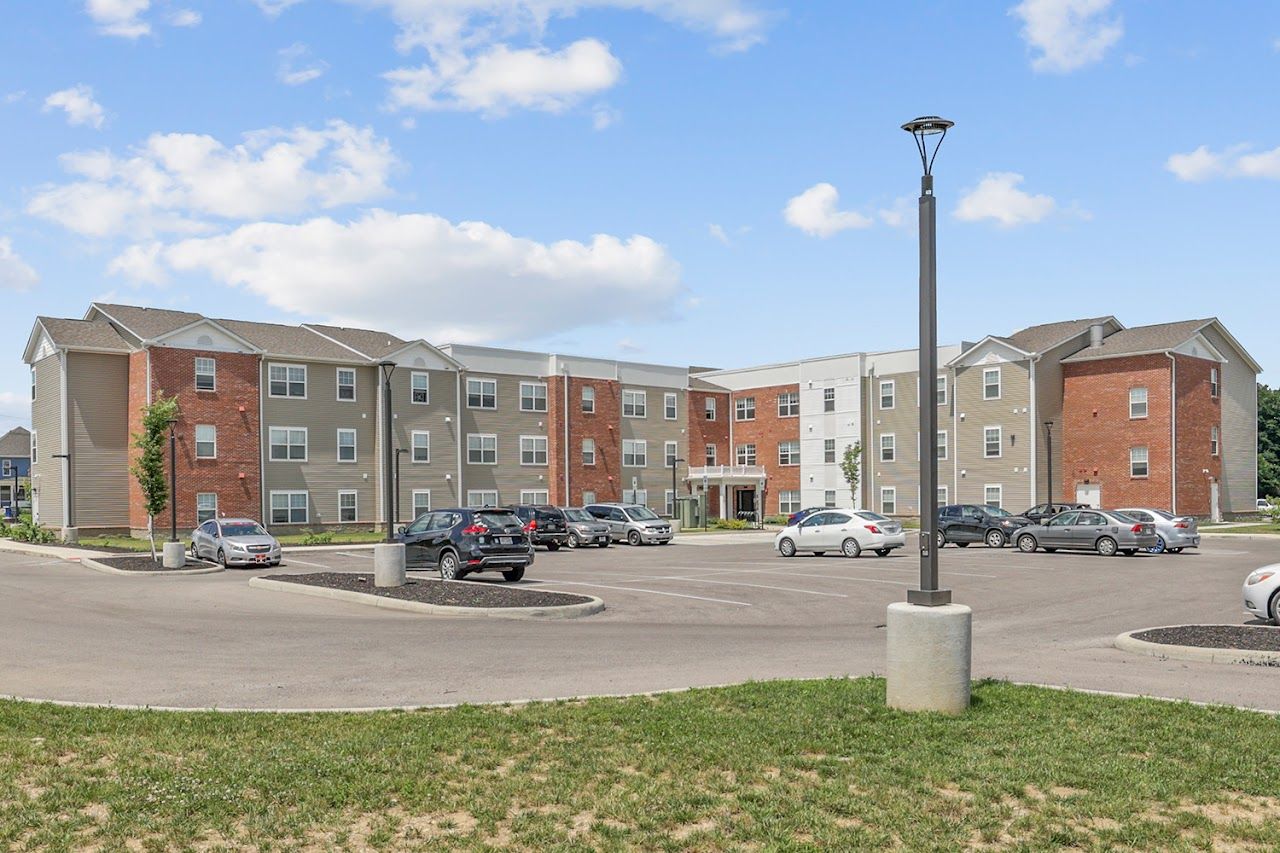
195,357 -> 216,391
983,367 -> 1001,400
880,433 -> 896,463
937,375 -> 947,406
937,430 -> 948,461
0,460 -> 8,477
30,368 -> 36,402
270,491 -> 308,525
736,443 -> 756,465
520,382 -> 547,412
937,486 -> 948,506
520,436 -> 549,466
881,487 -> 897,515
196,493 -> 217,523
664,393 -> 677,420
520,489 -> 550,505
466,378 -> 497,409
411,431 -> 430,463
778,392 -> 799,417
984,426 -> 1002,459
879,380 -> 895,410
268,363 -> 306,398
194,424 -> 216,459
581,490 -> 596,506
29,430 -> 36,462
735,397 -> 755,421
824,439 -> 836,464
1211,425 -> 1220,456
705,444 -> 717,466
1129,387 -> 1148,419
778,440 -> 800,466
410,372 -> 430,405
467,490 -> 499,508
467,434 -> 496,465
336,368 -> 356,401
665,441 -> 678,468
622,489 -> 649,507
823,387 -> 835,412
623,439 -> 647,467
779,490 -> 801,514
824,490 -> 837,508
269,427 -> 307,461
705,397 -> 717,420
338,491 -> 357,523
337,429 -> 357,463
1210,368 -> 1219,398
622,389 -> 647,418
412,490 -> 431,519
1130,446 -> 1149,478
664,489 -> 676,517
582,438 -> 596,466
581,386 -> 595,413
984,485 -> 1003,508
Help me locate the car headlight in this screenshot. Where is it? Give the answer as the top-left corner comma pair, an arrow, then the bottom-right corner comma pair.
1246,571 -> 1275,586
227,542 -> 247,551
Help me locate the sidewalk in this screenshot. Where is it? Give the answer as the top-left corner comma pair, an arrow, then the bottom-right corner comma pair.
0,539 -> 107,561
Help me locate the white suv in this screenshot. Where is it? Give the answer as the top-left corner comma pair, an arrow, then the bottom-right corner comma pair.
585,503 -> 674,546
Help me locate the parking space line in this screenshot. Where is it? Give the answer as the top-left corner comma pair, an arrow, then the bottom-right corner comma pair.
526,579 -> 752,606
331,551 -> 374,559
282,557 -> 337,569
731,568 -> 914,587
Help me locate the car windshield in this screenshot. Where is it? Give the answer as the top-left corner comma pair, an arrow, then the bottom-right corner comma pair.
221,523 -> 267,537
627,506 -> 661,521
477,511 -> 520,529
1109,511 -> 1139,524
1149,509 -> 1175,520
985,506 -> 1012,517
562,508 -> 593,522
855,511 -> 889,522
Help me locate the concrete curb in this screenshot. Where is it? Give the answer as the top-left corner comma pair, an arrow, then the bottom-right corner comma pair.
0,540 -> 109,561
80,557 -> 224,577
1114,626 -> 1280,666
248,576 -> 605,620
1199,532 -> 1280,542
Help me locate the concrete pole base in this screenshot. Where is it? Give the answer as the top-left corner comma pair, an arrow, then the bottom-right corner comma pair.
885,601 -> 972,715
61,527 -> 79,545
162,541 -> 187,569
374,543 -> 407,588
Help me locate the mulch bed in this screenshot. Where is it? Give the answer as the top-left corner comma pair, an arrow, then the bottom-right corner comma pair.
262,572 -> 593,609
1133,625 -> 1280,652
92,555 -> 216,572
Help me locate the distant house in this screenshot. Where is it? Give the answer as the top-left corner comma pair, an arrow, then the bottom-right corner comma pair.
0,426 -> 31,517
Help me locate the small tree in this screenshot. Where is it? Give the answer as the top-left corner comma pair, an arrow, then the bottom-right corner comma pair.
131,393 -> 179,560
839,441 -> 862,507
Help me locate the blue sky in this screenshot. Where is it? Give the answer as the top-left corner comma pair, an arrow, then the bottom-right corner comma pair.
2,0 -> 1278,429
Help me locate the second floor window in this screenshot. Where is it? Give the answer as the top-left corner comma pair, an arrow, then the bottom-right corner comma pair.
1130,446 -> 1149,477
520,436 -> 548,465
665,441 -> 678,468
582,438 -> 595,465
936,375 -> 947,406
582,386 -> 595,413
269,427 -> 307,461
880,433 -> 895,462
984,426 -> 1002,458
337,368 -> 356,401
664,393 -> 677,420
1210,368 -> 1219,398
778,392 -> 799,417
983,367 -> 1001,400
736,443 -> 756,465
705,444 -> 717,465
705,397 -> 717,420
467,378 -> 496,409
623,390 -> 647,418
269,364 -> 306,398
337,429 -> 357,462
1211,426 -> 1220,456
1129,387 -> 1148,419
879,380 -> 895,410
823,387 -> 835,412
467,434 -> 496,464
623,439 -> 647,467
411,372 -> 429,404
194,425 -> 216,459
195,357 -> 215,391
520,382 -> 547,412
735,397 -> 755,421
824,438 -> 836,463
778,440 -> 800,466
411,431 -> 430,463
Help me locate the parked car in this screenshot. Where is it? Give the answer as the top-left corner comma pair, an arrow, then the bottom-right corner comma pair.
506,504 -> 569,551
1014,509 -> 1157,556
775,508 -> 905,558
190,517 -> 281,568
1242,564 -> 1280,624
936,504 -> 1032,549
585,503 -> 673,546
395,507 -> 533,581
1020,503 -> 1089,524
1260,498 -> 1276,514
560,507 -> 611,549
787,507 -> 827,526
1113,507 -> 1200,554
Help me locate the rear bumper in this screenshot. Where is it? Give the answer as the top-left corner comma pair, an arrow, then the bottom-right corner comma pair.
1167,532 -> 1200,548
531,532 -> 568,547
465,551 -> 535,571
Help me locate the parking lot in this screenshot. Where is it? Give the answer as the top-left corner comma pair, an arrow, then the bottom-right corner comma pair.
1,534 -> 1278,711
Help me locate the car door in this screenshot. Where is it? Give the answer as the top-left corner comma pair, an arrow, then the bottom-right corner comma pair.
193,521 -> 213,558
1040,511 -> 1079,548
797,512 -> 830,551
937,505 -> 960,541
402,513 -> 437,567
606,507 -> 627,540
1074,511 -> 1109,550
823,512 -> 856,549
957,506 -> 986,542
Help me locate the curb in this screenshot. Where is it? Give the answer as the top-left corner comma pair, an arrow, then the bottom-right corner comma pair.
0,540 -> 109,561
1114,626 -> 1280,666
1199,533 -> 1280,542
248,576 -> 605,620
80,557 -> 225,577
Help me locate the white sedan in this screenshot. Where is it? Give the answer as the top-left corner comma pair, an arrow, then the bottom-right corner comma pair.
1243,564 -> 1280,624
775,509 -> 907,559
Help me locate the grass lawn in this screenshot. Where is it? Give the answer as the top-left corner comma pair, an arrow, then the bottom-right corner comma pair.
73,530 -> 386,553
3,679 -> 1280,851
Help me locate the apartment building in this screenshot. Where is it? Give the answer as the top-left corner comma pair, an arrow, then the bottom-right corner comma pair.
0,426 -> 31,515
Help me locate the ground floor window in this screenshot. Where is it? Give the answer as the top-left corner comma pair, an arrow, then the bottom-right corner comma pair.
937,486 -> 948,506
467,490 -> 499,508
412,490 -> 431,519
270,491 -> 308,525
622,489 -> 648,507
196,493 -> 217,523
581,491 -> 596,506
520,489 -> 549,504
664,489 -> 675,517
881,487 -> 897,515
824,489 -> 836,508
984,484 -> 1003,508
779,490 -> 801,514
338,491 -> 357,523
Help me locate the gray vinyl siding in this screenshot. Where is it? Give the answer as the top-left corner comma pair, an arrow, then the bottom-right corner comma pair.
953,359 -> 1034,510
459,373 -> 554,505
30,354 -> 63,527
862,370 -> 954,515
388,368 -> 460,520
617,383 -> 686,511
66,351 -> 130,529
1200,325 -> 1259,513
1032,334 -> 1092,507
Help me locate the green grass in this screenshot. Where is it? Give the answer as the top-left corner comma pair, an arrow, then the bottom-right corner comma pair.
3,679 -> 1280,851
73,535 -> 153,553
73,530 -> 386,553
1202,523 -> 1280,535
274,530 -> 385,547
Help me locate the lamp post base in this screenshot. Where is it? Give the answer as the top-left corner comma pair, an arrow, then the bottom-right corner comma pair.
60,527 -> 79,545
885,600 -> 972,715
374,543 -> 407,588
907,587 -> 952,606
162,541 -> 186,569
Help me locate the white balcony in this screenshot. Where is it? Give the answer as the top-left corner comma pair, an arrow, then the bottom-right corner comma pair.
686,465 -> 767,484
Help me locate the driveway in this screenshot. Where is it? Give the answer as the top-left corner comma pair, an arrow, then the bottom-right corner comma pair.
0,537 -> 1277,711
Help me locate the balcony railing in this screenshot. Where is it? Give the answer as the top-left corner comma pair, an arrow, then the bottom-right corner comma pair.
686,465 -> 767,482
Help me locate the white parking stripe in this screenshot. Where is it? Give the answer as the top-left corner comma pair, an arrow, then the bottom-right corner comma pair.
733,568 -> 914,587
527,579 -> 752,606
282,557 -> 336,569
332,551 -> 374,559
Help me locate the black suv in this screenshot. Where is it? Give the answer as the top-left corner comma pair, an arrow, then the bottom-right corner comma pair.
1020,502 -> 1090,524
936,504 -> 1032,549
506,505 -> 569,551
396,507 -> 533,581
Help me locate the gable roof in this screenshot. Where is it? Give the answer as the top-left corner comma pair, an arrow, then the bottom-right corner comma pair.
1061,319 -> 1219,364
214,318 -> 363,362
0,427 -> 31,458
26,317 -> 133,362
303,324 -> 407,359
89,303 -> 204,340
1005,316 -> 1119,354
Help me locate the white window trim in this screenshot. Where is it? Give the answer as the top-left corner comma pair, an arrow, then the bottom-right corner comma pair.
467,490 -> 499,508
581,491 -> 597,506
735,443 -> 756,466
269,490 -> 309,525
582,438 -> 596,466
983,484 -> 1003,508
195,357 -> 216,392
879,379 -> 895,410
196,492 -> 218,523
983,367 -> 1001,401
880,433 -> 896,463
1130,446 -> 1150,478
1,460 -> 10,477
1129,387 -> 1148,419
1211,426 -> 1220,457
622,389 -> 648,419
1210,368 -> 1219,398
520,489 -> 550,505
937,430 -> 948,461
622,439 -> 648,468
937,375 -> 947,407
336,367 -> 357,402
194,424 -> 217,460
268,426 -> 308,463
466,433 -> 497,465
705,444 -> 717,466
664,489 -> 676,517
338,490 -> 358,523
777,392 -> 800,418
778,490 -> 801,515
778,441 -> 800,466
465,377 -> 498,410
664,440 -> 679,469
411,489 -> 431,518
824,489 -> 837,508
823,387 -> 836,412
335,428 -> 358,463
410,371 -> 430,406
664,392 -> 678,420
268,362 -> 308,400
519,381 -> 548,413
937,486 -> 949,506
735,397 -> 756,421
824,438 -> 837,464
581,386 -> 596,413
411,430 -> 431,464
705,397 -> 717,420
881,486 -> 897,515
519,435 -> 549,466
984,426 -> 1002,459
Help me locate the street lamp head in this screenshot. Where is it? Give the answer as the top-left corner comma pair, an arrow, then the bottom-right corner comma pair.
902,115 -> 954,178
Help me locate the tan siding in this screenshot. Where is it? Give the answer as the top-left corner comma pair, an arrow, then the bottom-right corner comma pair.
863,369 -> 954,515
31,354 -> 63,527
67,351 -> 130,529
460,373 -> 555,505
953,359 -> 1033,509
1200,326 -> 1258,513
617,383 -> 687,511
389,368 -> 460,519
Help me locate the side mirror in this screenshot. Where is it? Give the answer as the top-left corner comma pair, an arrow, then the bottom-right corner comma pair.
396,525 -> 406,536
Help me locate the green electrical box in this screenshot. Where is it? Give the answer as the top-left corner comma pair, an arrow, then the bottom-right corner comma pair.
678,494 -> 704,528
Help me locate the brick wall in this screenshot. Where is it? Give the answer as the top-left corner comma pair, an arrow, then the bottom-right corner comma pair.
1172,354 -> 1222,516
687,388 -> 729,517
730,383 -> 801,514
547,375 -> 623,506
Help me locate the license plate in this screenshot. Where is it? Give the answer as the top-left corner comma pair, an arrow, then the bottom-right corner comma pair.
501,536 -> 515,545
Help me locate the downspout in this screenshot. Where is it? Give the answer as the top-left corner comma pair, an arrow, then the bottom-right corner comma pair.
865,366 -> 875,509
59,349 -> 70,528
562,365 -> 570,505
952,366 -> 959,503
258,357 -> 266,525
1028,355 -> 1038,508
455,370 -> 463,505
1166,352 -> 1177,514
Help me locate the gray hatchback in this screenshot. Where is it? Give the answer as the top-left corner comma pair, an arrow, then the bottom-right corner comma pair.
1013,509 -> 1157,557
190,517 -> 282,567
560,507 -> 611,548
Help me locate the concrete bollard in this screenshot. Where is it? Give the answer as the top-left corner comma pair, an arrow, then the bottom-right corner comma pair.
61,527 -> 79,545
162,540 -> 187,569
885,601 -> 972,715
374,542 -> 407,588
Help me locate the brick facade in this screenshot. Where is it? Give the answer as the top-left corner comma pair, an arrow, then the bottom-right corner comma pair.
730,383 -> 801,516
547,375 -> 624,506
1172,354 -> 1222,516
687,388 -> 730,517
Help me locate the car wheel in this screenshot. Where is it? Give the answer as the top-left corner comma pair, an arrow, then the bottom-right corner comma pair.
841,538 -> 862,559
985,529 -> 1006,548
875,548 -> 891,557
547,541 -> 561,552
439,550 -> 463,580
1148,535 -> 1167,555
189,542 -> 198,560
217,548 -> 228,568
567,532 -> 580,549
779,537 -> 797,558
936,530 -> 947,548
502,567 -> 525,582
1096,536 -> 1118,557
627,530 -> 642,547
1269,589 -> 1280,626
1017,534 -> 1037,553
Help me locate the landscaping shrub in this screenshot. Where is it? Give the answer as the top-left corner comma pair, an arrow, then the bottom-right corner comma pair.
301,529 -> 335,545
8,516 -> 57,544
712,518 -> 750,530
764,514 -> 789,525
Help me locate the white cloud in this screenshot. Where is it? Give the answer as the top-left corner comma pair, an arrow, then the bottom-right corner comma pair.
1166,144 -> 1280,181
708,223 -> 730,245
277,43 -> 329,86
783,183 -> 873,238
384,38 -> 622,115
954,172 -> 1057,227
0,237 -> 39,291
85,0 -> 152,38
28,120 -> 397,237
107,241 -> 168,284
43,85 -> 106,129
254,0 -> 305,15
115,209 -> 681,344
0,390 -> 31,428
168,8 -> 201,27
1011,0 -> 1122,73
592,104 -> 621,130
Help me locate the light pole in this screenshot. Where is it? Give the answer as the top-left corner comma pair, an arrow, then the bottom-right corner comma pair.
669,456 -> 685,521
1043,421 -> 1054,505
166,418 -> 178,542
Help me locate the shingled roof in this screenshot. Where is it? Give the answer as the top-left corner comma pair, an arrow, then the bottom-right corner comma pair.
1004,317 -> 1118,354
1061,319 -> 1216,363
36,317 -> 132,352
214,319 -> 363,362
0,427 -> 31,458
91,303 -> 203,339
304,324 -> 407,359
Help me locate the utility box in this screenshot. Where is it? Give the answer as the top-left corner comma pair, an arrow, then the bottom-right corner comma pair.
678,494 -> 704,529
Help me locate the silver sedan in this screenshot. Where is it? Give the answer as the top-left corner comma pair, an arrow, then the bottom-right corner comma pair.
1014,509 -> 1157,557
190,517 -> 282,567
1113,507 -> 1200,554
